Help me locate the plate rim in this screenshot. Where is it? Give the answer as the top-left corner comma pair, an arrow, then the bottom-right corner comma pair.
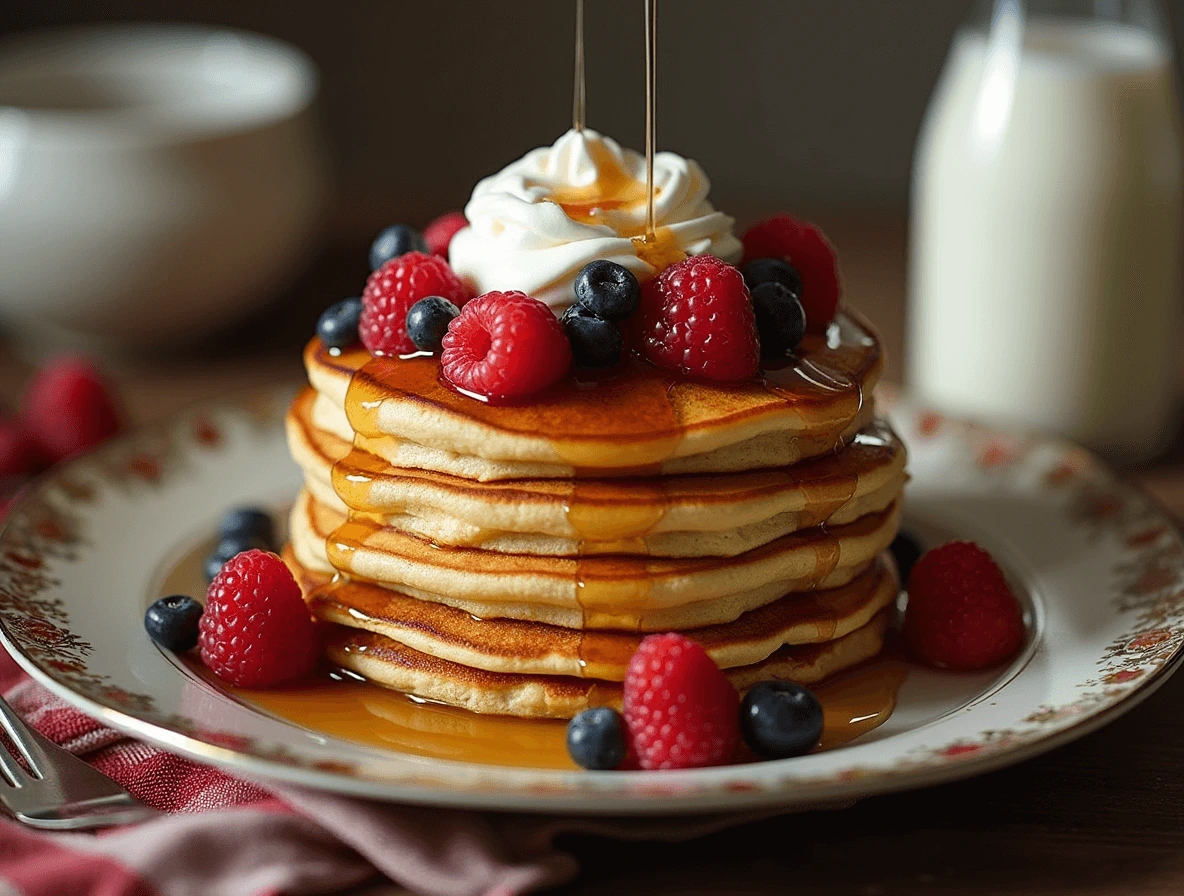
1,385 -> 1182,815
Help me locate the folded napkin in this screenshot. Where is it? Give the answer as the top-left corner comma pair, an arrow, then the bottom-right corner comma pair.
0,649 -> 788,896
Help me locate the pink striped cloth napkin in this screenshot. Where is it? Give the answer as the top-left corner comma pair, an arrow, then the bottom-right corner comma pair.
0,649 -> 776,896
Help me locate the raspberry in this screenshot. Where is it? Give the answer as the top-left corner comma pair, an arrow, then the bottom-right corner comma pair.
198,549 -> 319,688
623,633 -> 740,770
636,255 -> 759,382
741,215 -> 841,333
440,291 -> 571,402
360,252 -> 471,356
904,541 -> 1025,671
0,419 -> 44,478
424,211 -> 468,258
21,358 -> 123,464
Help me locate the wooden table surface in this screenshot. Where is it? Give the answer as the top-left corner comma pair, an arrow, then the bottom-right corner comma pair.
2,215 -> 1182,895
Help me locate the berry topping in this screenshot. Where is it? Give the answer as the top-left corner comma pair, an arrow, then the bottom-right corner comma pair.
440,291 -> 572,402
562,304 -> 623,369
424,211 -> 468,258
22,358 -> 123,464
741,257 -> 803,297
750,281 -> 807,361
360,252 -> 470,356
368,224 -> 427,272
623,632 -> 740,770
219,507 -> 276,548
405,296 -> 461,354
904,541 -> 1025,671
574,260 -> 642,320
198,549 -> 318,688
636,255 -> 760,383
0,419 -> 44,479
740,680 -> 824,759
144,595 -> 204,652
317,297 -> 363,350
566,707 -> 628,770
890,530 -> 925,586
205,535 -> 270,583
742,215 -> 841,333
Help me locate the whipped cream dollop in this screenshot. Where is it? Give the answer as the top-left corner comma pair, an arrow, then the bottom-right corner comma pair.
449,128 -> 742,312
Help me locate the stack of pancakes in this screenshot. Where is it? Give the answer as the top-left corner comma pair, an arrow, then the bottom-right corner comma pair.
284,310 -> 906,719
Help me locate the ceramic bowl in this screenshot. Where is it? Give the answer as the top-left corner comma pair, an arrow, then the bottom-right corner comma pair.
0,25 -> 328,349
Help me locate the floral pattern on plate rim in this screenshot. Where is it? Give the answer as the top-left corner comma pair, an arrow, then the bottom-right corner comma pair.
0,386 -> 1180,799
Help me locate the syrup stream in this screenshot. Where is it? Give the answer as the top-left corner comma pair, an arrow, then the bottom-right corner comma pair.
572,0 -> 586,132
644,0 -> 657,242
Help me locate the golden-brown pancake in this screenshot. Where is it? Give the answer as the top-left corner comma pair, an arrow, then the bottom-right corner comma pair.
287,388 -> 906,558
303,310 -> 883,480
306,556 -> 898,679
289,488 -> 901,629
325,612 -> 890,719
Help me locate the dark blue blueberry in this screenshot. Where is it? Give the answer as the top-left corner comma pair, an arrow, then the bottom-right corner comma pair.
573,260 -> 641,320
740,680 -> 824,759
890,530 -> 925,587
205,536 -> 269,582
317,297 -> 363,349
405,296 -> 460,353
751,281 -> 807,361
219,507 -> 275,548
369,224 -> 427,271
144,595 -> 204,652
562,304 -> 623,369
566,707 -> 628,770
742,257 -> 803,297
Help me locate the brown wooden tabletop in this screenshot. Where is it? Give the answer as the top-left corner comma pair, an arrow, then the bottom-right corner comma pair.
2,214 -> 1182,895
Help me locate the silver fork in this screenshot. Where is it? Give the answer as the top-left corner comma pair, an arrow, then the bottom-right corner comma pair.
0,695 -> 156,830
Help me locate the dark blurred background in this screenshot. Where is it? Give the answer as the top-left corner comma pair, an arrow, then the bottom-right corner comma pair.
17,0 -> 1179,225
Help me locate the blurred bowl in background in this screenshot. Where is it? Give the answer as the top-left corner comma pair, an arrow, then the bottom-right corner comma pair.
0,25 -> 328,351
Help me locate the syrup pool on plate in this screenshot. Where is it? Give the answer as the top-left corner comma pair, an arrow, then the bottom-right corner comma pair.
162,528 -> 909,770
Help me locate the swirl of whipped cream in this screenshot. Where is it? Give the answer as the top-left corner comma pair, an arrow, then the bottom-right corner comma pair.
448,128 -> 742,312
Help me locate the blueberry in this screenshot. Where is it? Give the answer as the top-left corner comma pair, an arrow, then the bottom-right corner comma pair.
890,530 -> 925,586
317,297 -> 363,349
740,680 -> 824,759
219,507 -> 275,548
405,296 -> 460,353
751,281 -> 807,361
742,257 -> 803,297
562,304 -> 623,368
573,260 -> 641,320
369,224 -> 427,271
144,595 -> 204,652
566,707 -> 628,770
205,535 -> 269,582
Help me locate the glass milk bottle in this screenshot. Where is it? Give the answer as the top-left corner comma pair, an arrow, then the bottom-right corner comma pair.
908,0 -> 1183,460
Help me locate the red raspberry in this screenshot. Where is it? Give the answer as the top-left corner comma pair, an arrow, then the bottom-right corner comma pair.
636,255 -> 759,382
360,251 -> 471,356
0,419 -> 45,478
21,358 -> 123,464
741,215 -> 841,333
424,211 -> 468,258
198,549 -> 319,688
904,541 -> 1025,671
440,291 -> 571,402
623,633 -> 740,770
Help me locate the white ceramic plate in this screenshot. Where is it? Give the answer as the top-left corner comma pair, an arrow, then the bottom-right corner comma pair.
1,386 -> 1181,815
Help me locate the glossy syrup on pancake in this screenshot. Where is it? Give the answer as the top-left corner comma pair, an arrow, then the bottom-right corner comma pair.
306,559 -> 898,680
324,421 -> 891,549
320,310 -> 880,476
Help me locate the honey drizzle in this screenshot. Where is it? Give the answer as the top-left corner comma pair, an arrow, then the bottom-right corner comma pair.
572,0 -> 586,133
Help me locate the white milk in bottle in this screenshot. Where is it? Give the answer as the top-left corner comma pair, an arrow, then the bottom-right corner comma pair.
908,0 -> 1183,460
